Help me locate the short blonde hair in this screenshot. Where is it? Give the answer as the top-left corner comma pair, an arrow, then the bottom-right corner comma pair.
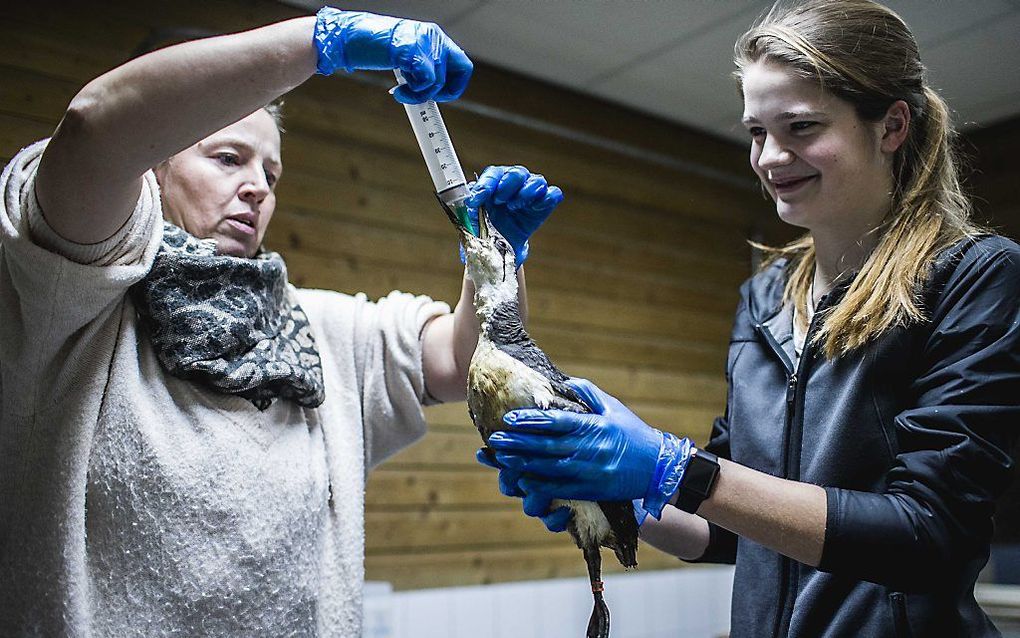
263,98 -> 286,134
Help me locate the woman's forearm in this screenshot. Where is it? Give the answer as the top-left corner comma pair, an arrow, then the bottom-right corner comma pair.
639,507 -> 711,561
37,16 -> 318,244
423,265 -> 528,403
69,16 -> 317,177
696,458 -> 827,566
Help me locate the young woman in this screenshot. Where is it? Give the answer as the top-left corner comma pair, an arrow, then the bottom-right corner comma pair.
483,1 -> 1020,635
0,7 -> 561,636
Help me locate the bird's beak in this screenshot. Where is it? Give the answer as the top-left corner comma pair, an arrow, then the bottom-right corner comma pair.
438,195 -> 494,249
477,206 -> 492,240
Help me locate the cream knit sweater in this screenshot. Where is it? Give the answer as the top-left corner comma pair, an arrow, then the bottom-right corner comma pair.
0,141 -> 449,637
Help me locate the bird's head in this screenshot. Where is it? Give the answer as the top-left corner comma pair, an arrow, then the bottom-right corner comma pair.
443,200 -> 518,316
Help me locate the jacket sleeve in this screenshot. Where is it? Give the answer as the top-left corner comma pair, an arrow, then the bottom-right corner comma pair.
819,237 -> 1020,591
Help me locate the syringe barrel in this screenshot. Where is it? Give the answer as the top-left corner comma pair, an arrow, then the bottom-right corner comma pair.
394,70 -> 468,194
401,100 -> 468,193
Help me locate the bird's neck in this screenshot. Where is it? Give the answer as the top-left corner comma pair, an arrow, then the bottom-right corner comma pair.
473,274 -> 518,320
480,298 -> 529,347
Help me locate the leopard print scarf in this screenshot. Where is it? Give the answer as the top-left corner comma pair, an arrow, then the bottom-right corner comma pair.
130,223 -> 325,410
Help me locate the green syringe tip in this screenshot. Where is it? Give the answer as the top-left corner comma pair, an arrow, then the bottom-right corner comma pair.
461,210 -> 477,237
452,201 -> 476,236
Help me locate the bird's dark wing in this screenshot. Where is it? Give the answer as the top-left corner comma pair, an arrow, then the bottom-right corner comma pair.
485,299 -> 588,413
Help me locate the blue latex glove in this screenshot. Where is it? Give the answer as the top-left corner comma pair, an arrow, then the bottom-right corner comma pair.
464,165 -> 564,267
314,7 -> 473,104
487,378 -> 694,519
476,449 -> 572,532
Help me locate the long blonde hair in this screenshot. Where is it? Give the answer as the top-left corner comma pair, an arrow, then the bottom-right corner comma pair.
735,0 -> 984,358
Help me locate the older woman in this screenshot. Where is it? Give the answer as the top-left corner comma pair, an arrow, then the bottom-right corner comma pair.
0,7 -> 561,636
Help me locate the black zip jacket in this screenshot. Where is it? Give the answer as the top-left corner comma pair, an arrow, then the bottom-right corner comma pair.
695,235 -> 1020,638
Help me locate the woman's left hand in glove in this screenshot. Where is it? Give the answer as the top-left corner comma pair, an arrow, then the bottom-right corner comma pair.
487,378 -> 694,519
464,165 -> 563,267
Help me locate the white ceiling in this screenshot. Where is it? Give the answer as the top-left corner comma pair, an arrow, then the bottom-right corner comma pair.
288,1 -> 1020,144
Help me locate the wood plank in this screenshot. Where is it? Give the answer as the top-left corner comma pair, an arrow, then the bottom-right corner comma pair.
270,165 -> 751,286
417,361 -> 726,415
466,65 -> 751,180
367,394 -> 718,509
366,468 -> 499,508
282,251 -> 734,343
0,64 -> 79,121
3,0 -> 296,43
0,0 -> 751,196
0,20 -> 128,84
0,113 -> 55,157
526,322 -> 729,375
267,208 -> 746,312
366,508 -> 689,569
381,429 -> 483,469
281,88 -> 761,229
366,508 -> 550,551
557,362 -> 725,407
423,398 -> 719,429
2,6 -> 156,53
268,202 -> 747,292
365,543 -> 689,590
278,127 -> 753,262
0,0 -> 766,232
421,402 -> 719,444
271,141 -> 753,273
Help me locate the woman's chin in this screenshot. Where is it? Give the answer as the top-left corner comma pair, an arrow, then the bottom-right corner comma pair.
775,205 -> 812,230
213,235 -> 255,258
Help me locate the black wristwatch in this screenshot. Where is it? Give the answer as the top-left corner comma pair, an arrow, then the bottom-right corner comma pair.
675,447 -> 720,514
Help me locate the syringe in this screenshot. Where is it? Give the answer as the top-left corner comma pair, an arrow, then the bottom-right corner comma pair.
393,70 -> 475,234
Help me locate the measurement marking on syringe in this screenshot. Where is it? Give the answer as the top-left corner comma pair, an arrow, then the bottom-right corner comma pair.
396,70 -> 468,194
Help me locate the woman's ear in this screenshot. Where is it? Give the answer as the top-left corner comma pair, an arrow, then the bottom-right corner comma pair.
880,100 -> 911,154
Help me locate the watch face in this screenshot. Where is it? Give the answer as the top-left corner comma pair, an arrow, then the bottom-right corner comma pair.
677,452 -> 720,514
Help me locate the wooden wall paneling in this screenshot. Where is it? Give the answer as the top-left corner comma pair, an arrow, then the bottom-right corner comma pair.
0,113 -> 55,157
280,126 -> 752,266
382,406 -> 718,474
525,322 -> 729,374
281,84 -> 758,229
283,248 -> 735,344
0,20 -> 128,83
365,543 -> 690,590
0,64 -> 80,120
267,208 -> 743,319
0,0 -> 763,591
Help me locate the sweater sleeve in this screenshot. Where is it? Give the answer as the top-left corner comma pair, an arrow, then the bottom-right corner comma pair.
356,291 -> 450,470
819,237 -> 1020,592
0,140 -> 161,333
0,140 -> 163,412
